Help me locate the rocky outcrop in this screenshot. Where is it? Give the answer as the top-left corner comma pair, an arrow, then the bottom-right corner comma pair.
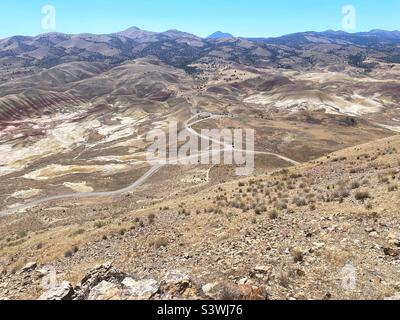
72,262 -> 129,300
37,263 -> 269,300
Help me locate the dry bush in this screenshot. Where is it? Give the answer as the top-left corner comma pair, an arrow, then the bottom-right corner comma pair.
291,249 -> 304,263
293,197 -> 307,207
94,221 -> 106,229
148,213 -> 156,224
355,190 -> 370,201
350,181 -> 361,189
275,199 -> 288,210
69,228 -> 85,237
269,210 -> 279,219
255,204 -> 267,215
379,175 -> 390,184
64,245 -> 79,258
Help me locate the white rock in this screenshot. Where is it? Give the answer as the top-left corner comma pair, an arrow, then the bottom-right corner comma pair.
164,271 -> 190,285
384,293 -> 400,300
88,280 -> 121,300
254,266 -> 271,274
38,281 -> 73,300
202,283 -> 219,299
202,283 -> 217,294
20,262 -> 37,273
122,278 -> 159,300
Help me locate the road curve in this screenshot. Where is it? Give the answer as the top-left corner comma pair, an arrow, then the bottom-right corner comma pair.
186,113 -> 300,166
0,164 -> 164,217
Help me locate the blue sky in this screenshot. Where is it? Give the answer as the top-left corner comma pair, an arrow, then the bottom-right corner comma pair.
1,0 -> 400,39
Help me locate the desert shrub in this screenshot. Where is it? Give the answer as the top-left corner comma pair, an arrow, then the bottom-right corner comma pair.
64,246 -> 78,258
339,188 -> 350,198
148,213 -> 156,224
17,231 -> 27,239
350,181 -> 360,189
291,249 -> 304,263
64,250 -> 73,258
254,204 -> 267,215
275,199 -> 288,210
355,190 -> 370,201
293,197 -> 307,207
269,210 -> 279,219
94,221 -> 106,229
70,229 -> 85,237
379,175 -> 390,184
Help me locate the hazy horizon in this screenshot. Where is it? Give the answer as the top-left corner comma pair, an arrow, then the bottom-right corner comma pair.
1,0 -> 400,39
2,25 -> 400,41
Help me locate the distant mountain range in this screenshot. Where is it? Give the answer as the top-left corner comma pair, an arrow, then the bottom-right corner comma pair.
1,25 -> 400,145
207,31 -> 235,39
1,26 -> 400,83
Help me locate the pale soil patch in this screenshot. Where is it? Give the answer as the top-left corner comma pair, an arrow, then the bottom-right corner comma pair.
375,123 -> 400,133
244,90 -> 383,116
0,112 -> 147,175
90,155 -> 140,163
288,71 -> 395,84
63,182 -> 94,193
0,119 -> 102,171
96,116 -> 146,144
23,164 -> 128,181
10,189 -> 42,199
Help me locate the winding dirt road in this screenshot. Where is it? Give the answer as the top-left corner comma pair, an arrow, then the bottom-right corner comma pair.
0,112 -> 299,217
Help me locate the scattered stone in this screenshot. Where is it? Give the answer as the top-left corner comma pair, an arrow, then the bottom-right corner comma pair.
38,281 -> 74,300
202,283 -> 219,299
218,283 -> 268,300
254,266 -> 271,274
160,271 -> 198,299
36,266 -> 52,277
388,232 -> 400,247
239,285 -> 269,300
383,247 -> 399,258
20,262 -> 37,273
384,293 -> 400,300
